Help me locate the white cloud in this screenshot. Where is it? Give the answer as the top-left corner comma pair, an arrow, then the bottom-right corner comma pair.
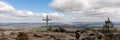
49,0 -> 92,13
50,0 -> 120,22
14,10 -> 35,17
49,12 -> 64,18
0,1 -> 65,23
0,1 -> 15,13
36,12 -> 65,18
36,12 -> 65,22
1,0 -> 120,22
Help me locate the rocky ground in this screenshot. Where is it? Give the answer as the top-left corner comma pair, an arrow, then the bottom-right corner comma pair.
0,32 -> 76,40
0,28 -> 120,40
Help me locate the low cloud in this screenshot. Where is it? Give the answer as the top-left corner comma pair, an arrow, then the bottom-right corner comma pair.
50,0 -> 120,22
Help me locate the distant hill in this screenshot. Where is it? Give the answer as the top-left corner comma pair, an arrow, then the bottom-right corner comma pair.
0,22 -> 120,28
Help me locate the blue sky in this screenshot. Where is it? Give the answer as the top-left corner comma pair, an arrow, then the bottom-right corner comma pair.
4,0 -> 72,18
4,0 -> 54,13
0,0 -> 119,23
0,0 -> 74,23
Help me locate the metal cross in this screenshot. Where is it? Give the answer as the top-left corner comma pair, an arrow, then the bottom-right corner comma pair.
42,15 -> 51,27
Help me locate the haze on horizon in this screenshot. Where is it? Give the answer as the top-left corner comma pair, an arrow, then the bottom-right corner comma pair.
0,0 -> 119,23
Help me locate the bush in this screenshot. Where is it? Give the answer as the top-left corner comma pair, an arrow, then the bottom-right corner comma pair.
59,28 -> 66,32
47,27 -> 53,31
53,29 -> 59,32
53,28 -> 67,32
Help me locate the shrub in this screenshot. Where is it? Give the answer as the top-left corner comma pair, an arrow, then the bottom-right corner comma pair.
53,28 -> 67,32
47,27 -> 53,31
59,28 -> 66,32
53,29 -> 59,32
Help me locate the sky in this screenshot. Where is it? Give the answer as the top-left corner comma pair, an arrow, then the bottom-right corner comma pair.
0,0 -> 120,23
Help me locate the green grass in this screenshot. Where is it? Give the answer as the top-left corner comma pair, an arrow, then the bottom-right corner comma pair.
29,29 -> 47,32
